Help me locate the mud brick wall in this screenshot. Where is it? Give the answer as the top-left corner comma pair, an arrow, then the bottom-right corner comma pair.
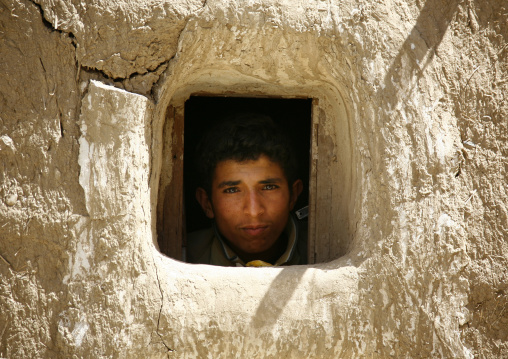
1,0 -> 507,357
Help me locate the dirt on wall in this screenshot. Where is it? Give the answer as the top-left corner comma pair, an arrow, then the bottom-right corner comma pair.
0,0 -> 507,358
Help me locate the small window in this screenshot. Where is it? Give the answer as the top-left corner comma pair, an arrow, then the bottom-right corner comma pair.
157,92 -> 351,264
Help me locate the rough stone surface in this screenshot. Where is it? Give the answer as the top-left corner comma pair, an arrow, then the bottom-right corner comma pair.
1,0 -> 507,358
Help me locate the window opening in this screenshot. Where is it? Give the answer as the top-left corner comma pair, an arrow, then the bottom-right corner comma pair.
157,86 -> 353,265
156,95 -> 312,263
183,96 -> 312,263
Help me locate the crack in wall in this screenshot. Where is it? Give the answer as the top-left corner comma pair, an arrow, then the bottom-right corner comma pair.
30,0 -> 77,43
151,252 -> 174,356
32,0 -> 211,100
81,59 -> 169,83
151,0 -> 210,101
30,0 -> 171,96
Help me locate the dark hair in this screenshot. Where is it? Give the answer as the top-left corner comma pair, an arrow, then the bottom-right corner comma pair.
195,113 -> 298,195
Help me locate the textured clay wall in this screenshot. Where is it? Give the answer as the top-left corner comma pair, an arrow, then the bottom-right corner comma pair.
1,0 -> 507,358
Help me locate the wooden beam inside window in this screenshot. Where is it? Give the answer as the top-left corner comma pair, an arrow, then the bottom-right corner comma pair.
158,105 -> 185,260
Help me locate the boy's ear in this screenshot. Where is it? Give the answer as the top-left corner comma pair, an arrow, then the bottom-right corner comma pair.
196,187 -> 214,219
289,179 -> 303,210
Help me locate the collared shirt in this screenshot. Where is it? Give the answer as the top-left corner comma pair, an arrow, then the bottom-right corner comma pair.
186,214 -> 307,267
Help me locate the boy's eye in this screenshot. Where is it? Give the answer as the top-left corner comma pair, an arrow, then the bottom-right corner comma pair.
263,184 -> 278,190
223,187 -> 239,194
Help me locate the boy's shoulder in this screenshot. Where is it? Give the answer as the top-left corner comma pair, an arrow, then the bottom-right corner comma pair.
186,228 -> 214,264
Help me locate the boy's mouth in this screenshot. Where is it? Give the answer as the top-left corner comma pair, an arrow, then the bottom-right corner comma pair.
241,225 -> 269,236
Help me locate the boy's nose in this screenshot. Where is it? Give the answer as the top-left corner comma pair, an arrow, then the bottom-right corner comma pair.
244,191 -> 264,217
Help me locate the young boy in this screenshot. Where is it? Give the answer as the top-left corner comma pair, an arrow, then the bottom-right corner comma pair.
186,114 -> 307,267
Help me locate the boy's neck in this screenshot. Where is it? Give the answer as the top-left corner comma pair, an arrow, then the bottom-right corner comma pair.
225,233 -> 289,265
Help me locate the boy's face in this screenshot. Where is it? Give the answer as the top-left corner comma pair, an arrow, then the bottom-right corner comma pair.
196,155 -> 302,256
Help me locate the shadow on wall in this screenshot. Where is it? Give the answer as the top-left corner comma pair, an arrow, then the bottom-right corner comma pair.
368,0 -> 461,204
251,267 -> 308,329
382,0 -> 460,98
